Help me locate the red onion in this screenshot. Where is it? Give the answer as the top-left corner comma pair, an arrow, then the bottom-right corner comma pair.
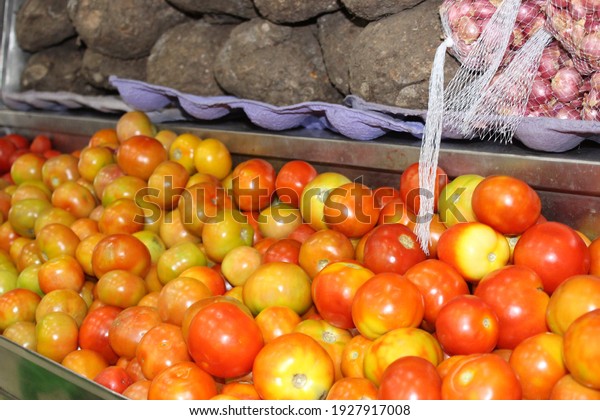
446,0 -> 473,28
470,0 -> 497,19
523,14 -> 546,37
510,27 -> 526,50
551,67 -> 584,102
584,17 -> 600,33
581,32 -> 600,61
569,0 -> 589,20
538,44 -> 561,79
456,15 -> 481,44
517,2 -> 540,26
582,106 -> 600,120
550,0 -> 572,8
590,72 -> 600,90
529,77 -> 554,105
554,104 -> 583,119
582,0 -> 600,13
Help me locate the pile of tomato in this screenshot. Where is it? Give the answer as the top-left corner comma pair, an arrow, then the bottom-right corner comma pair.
0,110 -> 599,400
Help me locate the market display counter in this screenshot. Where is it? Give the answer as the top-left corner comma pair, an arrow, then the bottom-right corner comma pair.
0,108 -> 599,399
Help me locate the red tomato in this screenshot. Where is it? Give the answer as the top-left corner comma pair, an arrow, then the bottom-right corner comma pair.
187,301 -> 264,379
474,265 -> 550,350
231,158 -> 276,212
340,334 -> 372,379
108,305 -> 162,359
509,332 -> 567,400
30,135 -> 53,153
79,306 -> 122,365
362,223 -> 426,275
513,221 -> 591,294
298,229 -> 355,279
136,323 -> 191,380
3,133 -> 29,150
255,305 -> 302,343
441,353 -> 522,400
563,308 -> 600,389
286,223 -> 316,244
435,295 -> 500,355
323,182 -> 380,238
275,160 -> 317,208
311,260 -> 374,329
116,135 -> 167,181
471,175 -> 541,235
157,276 -> 212,326
326,377 -> 378,400
550,374 -> 600,400
373,186 -> 402,209
62,349 -> 109,380
0,288 -> 41,332
352,272 -> 425,340
91,233 -> 152,279
377,356 -> 442,400
399,162 -> 448,214
37,255 -> 85,294
404,259 -> 470,330
252,332 -> 335,400
437,221 -> 510,282
376,197 -> 416,228
147,361 -> 218,400
546,274 -> 600,336
0,138 -> 17,174
590,237 -> 600,276
262,238 -> 302,264
94,366 -> 134,394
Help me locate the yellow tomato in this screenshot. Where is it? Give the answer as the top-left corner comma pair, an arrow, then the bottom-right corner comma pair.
194,138 -> 232,180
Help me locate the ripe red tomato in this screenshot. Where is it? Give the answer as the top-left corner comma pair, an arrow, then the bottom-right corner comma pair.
136,322 -> 191,380
108,305 -> 162,359
0,288 -> 41,332
262,238 -> 302,264
187,301 -> 263,379
79,305 -> 122,365
275,160 -> 317,208
471,175 -> 541,235
474,265 -> 550,350
404,259 -> 469,330
91,233 -> 152,279
352,272 -> 425,340
377,356 -> 442,400
0,138 -> 17,174
3,133 -> 29,150
326,377 -> 378,400
550,374 -> 600,400
231,158 -> 276,212
116,135 -> 167,181
323,182 -> 380,238
253,332 -> 335,400
399,162 -> 448,214
311,260 -> 374,329
508,332 -> 567,400
298,229 -> 355,278
441,353 -> 522,399
590,237 -> 600,276
435,295 -> 500,356
255,305 -> 302,343
563,308 -> 600,390
513,221 -> 591,294
148,361 -> 218,400
94,366 -> 134,394
362,223 -> 426,275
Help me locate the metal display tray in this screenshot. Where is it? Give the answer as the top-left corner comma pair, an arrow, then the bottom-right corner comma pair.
0,109 -> 599,399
